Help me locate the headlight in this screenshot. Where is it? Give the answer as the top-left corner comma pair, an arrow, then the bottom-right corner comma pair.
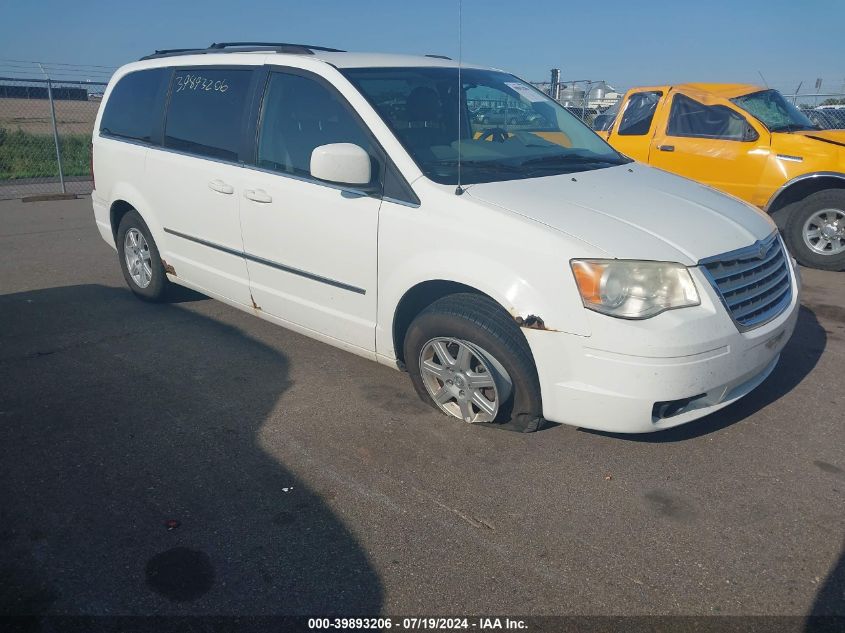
570,259 -> 700,319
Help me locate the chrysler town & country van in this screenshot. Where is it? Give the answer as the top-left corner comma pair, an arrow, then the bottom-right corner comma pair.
91,43 -> 800,433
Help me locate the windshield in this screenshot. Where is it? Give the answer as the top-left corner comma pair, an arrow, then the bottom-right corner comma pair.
731,89 -> 819,132
342,67 -> 629,185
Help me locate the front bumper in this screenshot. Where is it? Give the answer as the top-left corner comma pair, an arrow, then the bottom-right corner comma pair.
526,261 -> 801,433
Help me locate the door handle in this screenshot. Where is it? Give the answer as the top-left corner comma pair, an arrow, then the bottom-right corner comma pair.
657,144 -> 675,152
244,188 -> 272,204
208,179 -> 234,194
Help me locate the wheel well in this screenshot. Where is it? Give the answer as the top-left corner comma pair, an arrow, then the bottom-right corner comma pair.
109,200 -> 135,239
768,176 -> 845,227
392,280 -> 485,365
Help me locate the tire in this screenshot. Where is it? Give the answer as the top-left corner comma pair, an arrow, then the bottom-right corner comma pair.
784,189 -> 845,271
116,210 -> 170,301
404,293 -> 544,433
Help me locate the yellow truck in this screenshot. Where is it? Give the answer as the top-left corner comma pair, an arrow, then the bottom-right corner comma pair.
598,84 -> 845,270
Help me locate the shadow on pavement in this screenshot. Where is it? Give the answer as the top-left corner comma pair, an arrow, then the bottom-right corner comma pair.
0,284 -> 382,616
810,535 -> 845,611
581,305 -> 827,443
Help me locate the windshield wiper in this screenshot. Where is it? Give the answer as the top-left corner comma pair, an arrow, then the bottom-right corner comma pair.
520,154 -> 626,167
428,159 -> 522,172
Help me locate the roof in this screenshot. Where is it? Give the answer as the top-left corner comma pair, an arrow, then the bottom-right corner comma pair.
674,83 -> 764,98
310,51 -> 484,69
622,83 -> 766,100
119,48 -> 496,85
138,42 -> 488,70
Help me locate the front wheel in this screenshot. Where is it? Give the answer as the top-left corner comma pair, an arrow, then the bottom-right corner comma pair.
784,189 -> 845,271
404,293 -> 544,432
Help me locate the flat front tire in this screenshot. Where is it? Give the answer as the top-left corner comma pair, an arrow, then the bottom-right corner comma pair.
116,210 -> 169,301
404,293 -> 544,432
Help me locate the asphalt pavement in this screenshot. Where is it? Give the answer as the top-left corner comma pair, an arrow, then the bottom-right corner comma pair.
1,197 -> 843,622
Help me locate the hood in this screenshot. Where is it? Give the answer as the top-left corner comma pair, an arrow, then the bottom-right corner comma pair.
465,164 -> 775,265
772,130 -> 845,167
790,129 -> 845,147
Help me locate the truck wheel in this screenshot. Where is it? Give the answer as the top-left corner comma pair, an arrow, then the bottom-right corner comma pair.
785,189 -> 845,271
404,293 -> 544,433
116,210 -> 170,301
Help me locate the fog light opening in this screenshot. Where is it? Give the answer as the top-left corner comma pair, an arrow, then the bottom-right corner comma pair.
652,394 -> 707,421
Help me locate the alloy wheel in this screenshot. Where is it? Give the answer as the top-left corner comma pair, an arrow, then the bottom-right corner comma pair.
803,208 -> 845,255
124,228 -> 152,288
418,337 -> 510,423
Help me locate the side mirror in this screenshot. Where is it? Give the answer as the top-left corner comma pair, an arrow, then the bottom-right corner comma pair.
310,143 -> 372,186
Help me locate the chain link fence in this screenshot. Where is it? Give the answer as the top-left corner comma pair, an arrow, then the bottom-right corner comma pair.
529,80 -> 624,128
798,106 -> 845,130
0,77 -> 106,200
788,93 -> 845,130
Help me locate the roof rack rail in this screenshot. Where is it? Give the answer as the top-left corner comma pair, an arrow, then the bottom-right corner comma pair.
140,42 -> 345,61
209,41 -> 344,52
425,54 -> 452,60
142,48 -> 203,58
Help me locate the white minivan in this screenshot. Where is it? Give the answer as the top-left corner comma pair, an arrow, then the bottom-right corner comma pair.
92,42 -> 800,434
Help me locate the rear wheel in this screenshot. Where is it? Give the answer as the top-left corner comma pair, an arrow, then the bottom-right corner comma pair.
116,210 -> 170,301
785,189 -> 845,271
404,293 -> 544,432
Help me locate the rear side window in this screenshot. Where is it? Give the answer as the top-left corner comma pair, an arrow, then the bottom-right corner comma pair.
667,94 -> 755,140
617,91 -> 662,136
100,68 -> 169,142
164,68 -> 253,161
257,72 -> 376,181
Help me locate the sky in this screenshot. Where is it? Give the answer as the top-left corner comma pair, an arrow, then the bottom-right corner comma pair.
1,0 -> 844,93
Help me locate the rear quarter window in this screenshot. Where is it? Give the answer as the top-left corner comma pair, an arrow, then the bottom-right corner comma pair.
163,68 -> 254,161
99,68 -> 170,142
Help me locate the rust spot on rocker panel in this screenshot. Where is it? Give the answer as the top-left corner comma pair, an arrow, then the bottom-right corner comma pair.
161,259 -> 176,276
250,293 -> 261,311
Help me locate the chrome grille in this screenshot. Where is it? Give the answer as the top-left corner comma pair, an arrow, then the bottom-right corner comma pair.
701,233 -> 792,330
